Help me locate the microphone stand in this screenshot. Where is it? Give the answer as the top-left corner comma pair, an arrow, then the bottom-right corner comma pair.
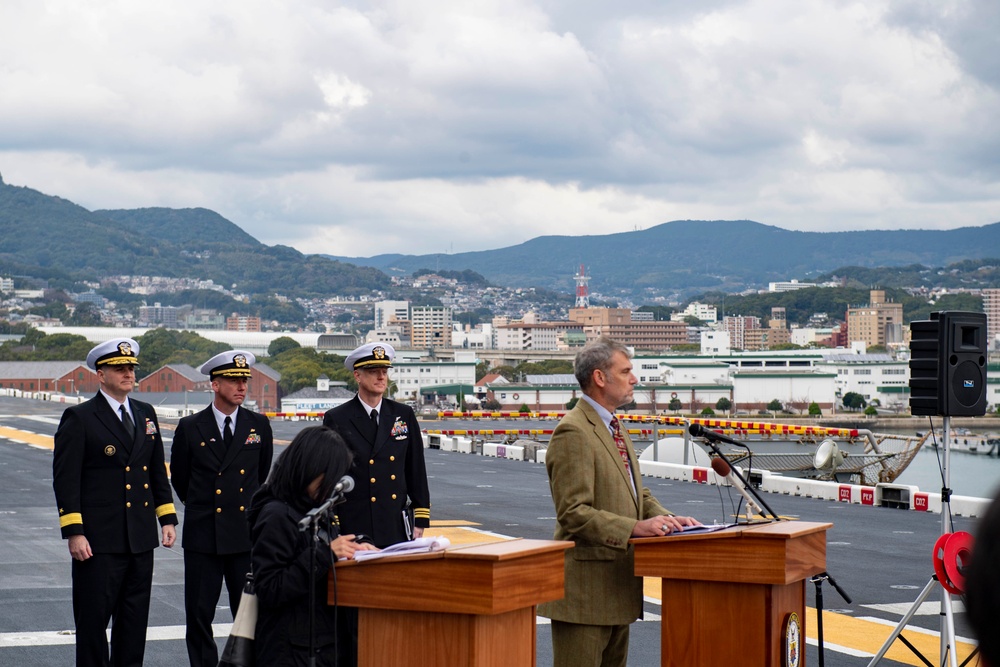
810,571 -> 852,667
701,437 -> 781,521
298,490 -> 348,667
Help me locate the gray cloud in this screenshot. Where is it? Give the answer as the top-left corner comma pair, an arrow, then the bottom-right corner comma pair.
1,0 -> 998,256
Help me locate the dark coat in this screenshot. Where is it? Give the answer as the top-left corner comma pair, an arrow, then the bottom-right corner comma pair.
170,405 -> 274,554
249,487 -> 340,667
52,393 -> 177,553
323,396 -> 430,548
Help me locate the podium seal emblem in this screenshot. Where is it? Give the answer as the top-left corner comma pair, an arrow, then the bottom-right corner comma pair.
783,611 -> 800,667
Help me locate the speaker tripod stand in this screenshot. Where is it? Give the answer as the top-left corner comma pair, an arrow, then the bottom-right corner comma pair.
866,416 -> 974,667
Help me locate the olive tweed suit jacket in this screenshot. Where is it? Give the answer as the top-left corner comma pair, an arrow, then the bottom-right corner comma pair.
537,399 -> 670,626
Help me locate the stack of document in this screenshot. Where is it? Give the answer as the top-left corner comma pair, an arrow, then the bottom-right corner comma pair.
353,536 -> 452,562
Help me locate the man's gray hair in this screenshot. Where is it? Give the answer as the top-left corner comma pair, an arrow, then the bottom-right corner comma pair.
574,336 -> 632,391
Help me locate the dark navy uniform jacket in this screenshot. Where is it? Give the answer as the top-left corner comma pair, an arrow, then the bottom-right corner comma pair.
170,405 -> 273,555
323,396 -> 430,548
53,393 -> 177,553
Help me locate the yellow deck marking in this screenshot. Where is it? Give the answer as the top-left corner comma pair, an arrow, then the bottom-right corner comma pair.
429,519 -> 480,527
0,425 -> 54,449
647,577 -> 979,665
804,608 -> 979,665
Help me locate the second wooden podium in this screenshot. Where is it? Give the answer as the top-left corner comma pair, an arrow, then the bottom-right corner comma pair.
632,521 -> 831,667
331,538 -> 572,667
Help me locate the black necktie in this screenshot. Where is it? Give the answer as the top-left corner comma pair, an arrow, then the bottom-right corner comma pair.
370,409 -> 379,428
120,405 -> 135,439
223,416 -> 233,446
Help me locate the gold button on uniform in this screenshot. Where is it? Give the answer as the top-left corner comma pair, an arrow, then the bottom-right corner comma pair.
126,502 -> 131,508
143,466 -> 147,471
371,497 -> 376,503
125,466 -> 131,472
390,456 -> 395,461
239,506 -> 245,511
216,489 -> 222,495
391,474 -> 396,480
369,459 -> 374,465
370,477 -> 376,483
144,502 -> 148,507
216,508 -> 222,513
125,484 -> 131,490
240,469 -> 245,475
144,484 -> 148,489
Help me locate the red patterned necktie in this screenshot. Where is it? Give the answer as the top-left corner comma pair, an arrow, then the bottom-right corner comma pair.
609,417 -> 632,476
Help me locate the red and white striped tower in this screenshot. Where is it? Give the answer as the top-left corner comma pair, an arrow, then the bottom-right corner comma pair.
574,264 -> 590,308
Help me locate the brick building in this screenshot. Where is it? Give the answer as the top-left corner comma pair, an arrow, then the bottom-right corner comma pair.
0,361 -> 99,394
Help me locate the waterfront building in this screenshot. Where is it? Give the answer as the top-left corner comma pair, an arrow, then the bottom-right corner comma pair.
495,322 -> 560,351
136,362 -> 281,410
984,288 -> 1000,347
375,300 -> 410,329
701,330 -> 731,354
452,323 -> 493,349
820,352 -> 910,413
846,289 -> 904,349
226,314 -> 262,332
670,302 -> 718,323
768,279 -> 817,292
411,305 -> 453,349
138,302 -> 185,327
279,376 -> 354,413
568,307 -> 687,351
723,315 -> 761,350
391,350 -> 477,402
0,361 -> 98,394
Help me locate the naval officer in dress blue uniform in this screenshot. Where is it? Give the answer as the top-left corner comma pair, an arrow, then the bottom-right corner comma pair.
170,350 -> 274,667
323,342 -> 431,666
52,338 -> 178,667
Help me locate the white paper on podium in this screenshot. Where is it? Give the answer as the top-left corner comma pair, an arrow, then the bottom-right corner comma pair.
352,536 -> 452,562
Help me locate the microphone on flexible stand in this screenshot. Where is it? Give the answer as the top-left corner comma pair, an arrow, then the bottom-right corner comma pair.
689,423 -> 780,521
710,456 -> 768,522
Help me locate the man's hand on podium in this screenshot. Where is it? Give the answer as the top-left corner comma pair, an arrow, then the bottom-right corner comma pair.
632,514 -> 701,537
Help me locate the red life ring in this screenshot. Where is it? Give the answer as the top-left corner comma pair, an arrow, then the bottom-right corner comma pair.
512,393 -> 519,400
670,392 -> 678,399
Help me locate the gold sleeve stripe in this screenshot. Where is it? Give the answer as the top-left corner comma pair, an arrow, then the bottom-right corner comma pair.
59,513 -> 83,528
413,508 -> 431,518
155,503 -> 177,518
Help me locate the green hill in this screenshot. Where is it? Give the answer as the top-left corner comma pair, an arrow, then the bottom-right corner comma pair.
0,180 -> 390,297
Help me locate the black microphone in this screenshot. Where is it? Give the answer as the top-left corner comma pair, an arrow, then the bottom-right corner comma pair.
688,423 -> 750,448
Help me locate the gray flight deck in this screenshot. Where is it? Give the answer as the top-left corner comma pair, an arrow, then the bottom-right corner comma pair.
0,395 -> 983,666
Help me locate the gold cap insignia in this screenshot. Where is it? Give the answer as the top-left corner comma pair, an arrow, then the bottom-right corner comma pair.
104,445 -> 116,456
373,346 -> 386,360
234,354 -> 247,368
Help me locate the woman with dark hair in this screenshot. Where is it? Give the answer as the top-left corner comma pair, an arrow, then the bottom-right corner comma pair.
248,426 -> 377,666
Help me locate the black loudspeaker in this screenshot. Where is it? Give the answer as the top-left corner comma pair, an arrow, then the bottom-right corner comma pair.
909,311 -> 988,416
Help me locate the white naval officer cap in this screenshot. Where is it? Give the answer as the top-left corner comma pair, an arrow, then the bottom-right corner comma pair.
200,350 -> 255,378
86,338 -> 140,371
344,342 -> 395,370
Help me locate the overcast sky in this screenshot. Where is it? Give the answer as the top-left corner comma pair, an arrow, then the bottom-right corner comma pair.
2,1 -> 998,257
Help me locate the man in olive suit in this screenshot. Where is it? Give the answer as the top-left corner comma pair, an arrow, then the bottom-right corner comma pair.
538,336 -> 699,667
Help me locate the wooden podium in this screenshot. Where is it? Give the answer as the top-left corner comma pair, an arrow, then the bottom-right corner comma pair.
632,521 -> 831,667
331,539 -> 572,667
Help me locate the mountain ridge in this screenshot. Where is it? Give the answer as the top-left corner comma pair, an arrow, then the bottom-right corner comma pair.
2,176 -> 998,299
